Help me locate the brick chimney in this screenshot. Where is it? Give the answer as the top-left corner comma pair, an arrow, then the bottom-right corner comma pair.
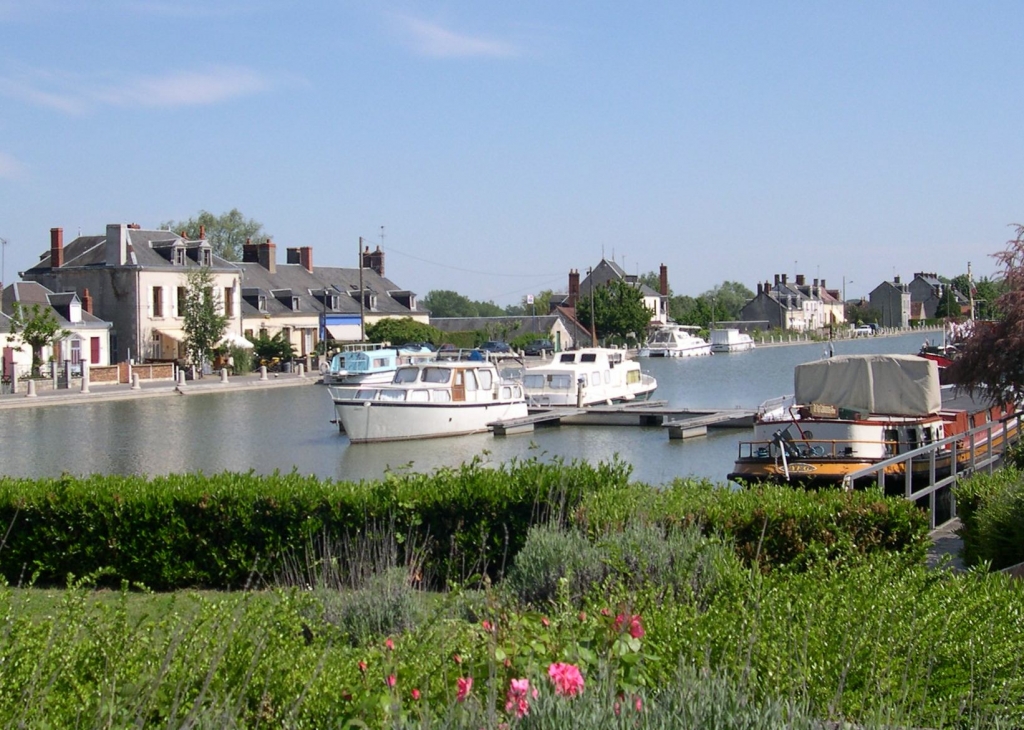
242,238 -> 259,262
299,246 -> 313,273
781,274 -> 788,285
774,274 -> 780,286
105,223 -> 128,266
257,239 -> 276,273
199,224 -> 206,239
82,288 -> 93,314
568,269 -> 580,307
659,263 -> 668,296
50,227 -> 64,269
796,274 -> 805,286
757,281 -> 763,295
362,245 -> 385,276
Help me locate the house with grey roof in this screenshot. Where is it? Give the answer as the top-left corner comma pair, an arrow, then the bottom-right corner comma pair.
739,273 -> 835,331
869,276 -> 912,328
568,259 -> 670,327
22,225 -> 243,363
430,309 -> 586,351
235,241 -> 428,356
2,280 -> 113,379
908,272 -> 968,320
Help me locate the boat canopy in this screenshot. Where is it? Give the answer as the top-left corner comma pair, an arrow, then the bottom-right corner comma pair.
794,354 -> 941,416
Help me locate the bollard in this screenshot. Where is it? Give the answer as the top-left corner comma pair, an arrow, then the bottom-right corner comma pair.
131,373 -> 141,390
220,368 -> 229,383
10,370 -> 17,394
26,379 -> 37,398
177,370 -> 186,387
260,365 -> 268,381
296,363 -> 305,378
80,360 -> 90,394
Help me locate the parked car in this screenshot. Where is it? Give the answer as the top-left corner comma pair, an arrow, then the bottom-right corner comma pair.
523,339 -> 554,356
479,340 -> 512,353
852,325 -> 873,337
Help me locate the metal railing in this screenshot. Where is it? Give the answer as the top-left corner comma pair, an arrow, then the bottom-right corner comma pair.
840,410 -> 1024,529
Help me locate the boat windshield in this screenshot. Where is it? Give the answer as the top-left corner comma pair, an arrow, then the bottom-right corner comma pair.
393,367 -> 420,384
650,330 -> 674,344
422,367 -> 451,384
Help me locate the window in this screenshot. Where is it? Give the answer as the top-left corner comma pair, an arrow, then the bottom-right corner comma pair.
152,286 -> 164,317
258,296 -> 267,313
224,288 -> 234,318
177,287 -> 186,317
477,369 -> 493,389
70,337 -> 81,365
423,367 -> 451,384
174,248 -> 185,265
202,249 -> 212,266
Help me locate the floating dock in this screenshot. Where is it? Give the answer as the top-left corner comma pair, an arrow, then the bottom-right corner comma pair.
489,402 -> 754,439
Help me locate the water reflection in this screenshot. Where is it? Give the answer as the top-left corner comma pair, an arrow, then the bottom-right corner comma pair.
0,333 -> 929,485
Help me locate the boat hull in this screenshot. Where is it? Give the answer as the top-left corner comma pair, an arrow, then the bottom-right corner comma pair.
334,399 -> 528,443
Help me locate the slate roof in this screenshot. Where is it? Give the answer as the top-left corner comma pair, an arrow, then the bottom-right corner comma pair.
235,261 -> 420,319
1,282 -> 110,328
431,315 -> 560,337
580,259 -> 661,298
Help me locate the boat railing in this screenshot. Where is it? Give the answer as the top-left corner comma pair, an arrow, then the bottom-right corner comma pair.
736,438 -> 895,461
756,395 -> 795,420
841,409 -> 1024,529
329,382 -> 525,404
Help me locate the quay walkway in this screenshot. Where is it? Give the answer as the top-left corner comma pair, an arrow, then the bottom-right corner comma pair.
489,402 -> 754,438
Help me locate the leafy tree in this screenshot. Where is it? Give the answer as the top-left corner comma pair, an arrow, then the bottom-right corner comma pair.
477,301 -> 505,317
576,280 -> 653,343
251,330 -> 296,365
670,295 -> 713,327
181,267 -> 229,371
701,281 -> 754,322
365,318 -> 442,345
162,209 -> 266,261
422,290 -> 478,318
950,225 -> 1024,404
974,276 -> 1007,320
6,302 -> 70,371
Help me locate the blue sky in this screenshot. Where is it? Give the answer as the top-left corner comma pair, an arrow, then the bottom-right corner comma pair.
1,1 -> 1022,305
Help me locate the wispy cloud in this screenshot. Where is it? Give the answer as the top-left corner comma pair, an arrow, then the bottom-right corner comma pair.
391,13 -> 521,59
0,65 -> 286,114
0,151 -> 26,180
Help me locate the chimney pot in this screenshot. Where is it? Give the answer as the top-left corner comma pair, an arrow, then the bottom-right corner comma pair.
50,227 -> 64,268
82,288 -> 93,314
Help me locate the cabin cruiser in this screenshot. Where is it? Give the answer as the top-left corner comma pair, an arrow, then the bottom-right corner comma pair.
728,354 -> 1017,486
323,344 -> 434,386
328,360 -> 527,443
521,348 -> 657,407
709,328 -> 755,353
638,325 -> 712,357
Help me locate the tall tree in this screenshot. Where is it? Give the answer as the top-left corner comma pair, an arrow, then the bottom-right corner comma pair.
181,267 -> 229,371
6,302 -> 69,371
365,317 -> 441,345
949,225 -> 1024,404
576,280 -> 652,343
162,209 -> 266,261
421,290 -> 478,318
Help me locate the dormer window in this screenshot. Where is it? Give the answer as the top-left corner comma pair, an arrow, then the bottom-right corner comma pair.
174,247 -> 185,266
258,295 -> 268,313
292,297 -> 299,311
202,249 -> 212,266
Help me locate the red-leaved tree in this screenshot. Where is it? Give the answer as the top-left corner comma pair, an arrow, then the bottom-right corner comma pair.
949,224 -> 1024,405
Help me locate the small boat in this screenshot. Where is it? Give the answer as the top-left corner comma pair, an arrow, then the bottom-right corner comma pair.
728,353 -> 1018,486
638,325 -> 712,357
521,348 -> 657,407
709,328 -> 755,353
329,360 -> 527,443
323,344 -> 434,386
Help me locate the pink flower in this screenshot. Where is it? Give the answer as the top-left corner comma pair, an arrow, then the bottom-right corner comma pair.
578,611 -> 587,622
635,696 -> 643,712
385,637 -> 395,651
614,612 -> 645,639
505,678 -> 537,718
411,688 -> 421,701
541,616 -> 550,627
456,676 -> 473,703
481,620 -> 493,632
358,661 -> 367,673
453,653 -> 462,665
548,662 -> 585,697
386,674 -> 396,688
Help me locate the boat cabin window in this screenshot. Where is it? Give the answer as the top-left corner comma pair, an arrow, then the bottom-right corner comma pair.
590,372 -> 601,386
604,370 -> 611,384
422,367 -> 451,384
523,374 -> 545,389
380,390 -> 405,401
559,353 -> 576,363
371,357 -> 389,368
477,369 -> 494,389
407,390 -> 429,402
580,353 -> 597,363
627,370 -> 640,384
550,374 -> 572,389
464,371 -> 479,392
394,367 -> 420,384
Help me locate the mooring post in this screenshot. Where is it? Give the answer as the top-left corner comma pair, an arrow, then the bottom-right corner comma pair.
80,360 -> 90,394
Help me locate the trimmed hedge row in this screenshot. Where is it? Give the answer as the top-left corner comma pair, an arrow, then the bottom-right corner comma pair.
954,466 -> 1024,569
576,478 -> 930,570
0,461 -> 929,590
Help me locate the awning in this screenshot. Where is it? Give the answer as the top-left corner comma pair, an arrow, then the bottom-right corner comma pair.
218,332 -> 253,349
326,324 -> 361,341
156,328 -> 187,343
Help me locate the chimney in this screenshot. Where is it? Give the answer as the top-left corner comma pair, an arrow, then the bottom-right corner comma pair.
795,274 -> 805,286
362,245 -> 385,276
782,274 -> 788,285
774,274 -> 780,286
757,281 -> 763,295
82,288 -> 93,315
568,269 -> 580,307
659,264 -> 669,296
300,246 -> 313,273
821,278 -> 826,290
105,223 -> 128,266
199,224 -> 206,239
50,227 -> 64,269
894,275 -> 901,284
242,238 -> 259,263
257,239 -> 276,273
286,247 -> 301,264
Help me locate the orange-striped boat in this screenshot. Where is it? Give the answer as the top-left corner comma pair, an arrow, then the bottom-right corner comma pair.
728,354 -> 1017,486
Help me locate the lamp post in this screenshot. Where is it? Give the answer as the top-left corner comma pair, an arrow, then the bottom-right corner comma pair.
842,277 -> 852,325
587,267 -> 596,346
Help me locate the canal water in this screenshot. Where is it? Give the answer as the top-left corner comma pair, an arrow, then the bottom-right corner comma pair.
0,332 -> 933,486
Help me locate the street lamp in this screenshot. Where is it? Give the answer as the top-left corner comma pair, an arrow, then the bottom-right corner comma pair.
842,277 -> 852,324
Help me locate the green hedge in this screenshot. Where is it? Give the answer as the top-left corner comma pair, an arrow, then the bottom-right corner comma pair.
0,463 -> 931,590
576,479 -> 930,571
955,466 -> 1024,569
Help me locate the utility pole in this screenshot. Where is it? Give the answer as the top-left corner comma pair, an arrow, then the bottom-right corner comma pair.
358,237 -> 365,342
587,267 -> 596,346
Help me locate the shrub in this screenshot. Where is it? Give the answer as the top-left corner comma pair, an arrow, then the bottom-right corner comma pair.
955,466 -> 1024,568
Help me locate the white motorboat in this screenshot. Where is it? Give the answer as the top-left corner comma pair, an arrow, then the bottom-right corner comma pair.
638,325 -> 712,357
323,344 -> 434,386
709,328 -> 755,353
520,348 -> 657,407
328,360 -> 527,443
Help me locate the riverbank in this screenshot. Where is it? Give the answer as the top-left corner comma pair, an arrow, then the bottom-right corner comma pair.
0,370 -> 319,411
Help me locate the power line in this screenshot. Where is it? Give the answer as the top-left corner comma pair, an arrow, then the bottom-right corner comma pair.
381,242 -> 561,279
